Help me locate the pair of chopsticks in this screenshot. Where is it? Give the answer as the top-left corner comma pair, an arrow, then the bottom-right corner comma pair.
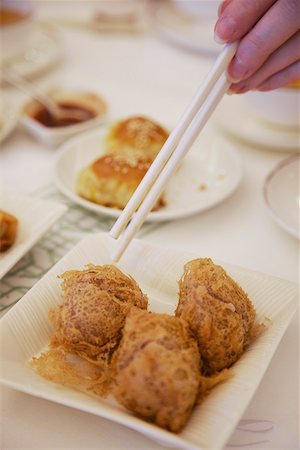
110,42 -> 238,262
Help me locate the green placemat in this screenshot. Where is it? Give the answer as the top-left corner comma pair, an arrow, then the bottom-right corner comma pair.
0,185 -> 164,311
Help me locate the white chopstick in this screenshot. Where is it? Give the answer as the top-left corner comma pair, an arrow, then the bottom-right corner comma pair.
110,42 -> 238,262
110,42 -> 237,240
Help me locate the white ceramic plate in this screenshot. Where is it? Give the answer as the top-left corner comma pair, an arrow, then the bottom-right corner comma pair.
154,1 -> 220,56
2,22 -> 62,80
54,127 -> 242,222
263,155 -> 299,239
0,233 -> 298,450
214,95 -> 300,152
0,93 -> 20,144
0,194 -> 67,279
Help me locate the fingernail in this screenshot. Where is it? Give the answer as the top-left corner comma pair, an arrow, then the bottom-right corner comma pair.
214,32 -> 227,45
229,56 -> 249,82
214,15 -> 237,42
226,72 -> 242,83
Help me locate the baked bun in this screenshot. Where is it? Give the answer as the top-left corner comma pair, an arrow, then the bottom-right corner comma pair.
0,210 -> 18,252
104,116 -> 169,160
77,153 -> 165,210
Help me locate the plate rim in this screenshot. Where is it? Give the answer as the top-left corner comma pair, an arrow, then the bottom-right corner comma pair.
153,0 -> 219,56
263,154 -> 300,239
214,96 -> 300,152
0,95 -> 20,144
3,21 -> 63,80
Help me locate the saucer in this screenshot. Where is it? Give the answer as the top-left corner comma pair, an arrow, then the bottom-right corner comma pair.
153,0 -> 220,56
213,95 -> 300,152
263,155 -> 299,239
1,22 -> 62,80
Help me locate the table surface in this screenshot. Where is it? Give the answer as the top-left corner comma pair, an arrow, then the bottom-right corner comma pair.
1,2 -> 299,449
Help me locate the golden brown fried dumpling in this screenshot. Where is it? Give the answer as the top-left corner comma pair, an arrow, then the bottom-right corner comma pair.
0,210 -> 18,252
77,153 -> 165,210
51,265 -> 148,365
113,307 -> 200,432
177,285 -> 245,374
176,258 -> 257,374
104,116 -> 169,160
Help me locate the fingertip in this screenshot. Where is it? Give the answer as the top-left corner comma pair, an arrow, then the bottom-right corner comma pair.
214,15 -> 237,44
214,32 -> 227,45
226,61 -> 243,83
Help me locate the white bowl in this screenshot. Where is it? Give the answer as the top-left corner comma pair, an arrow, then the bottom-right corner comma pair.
21,86 -> 108,147
0,0 -> 34,63
244,88 -> 300,130
171,0 -> 219,20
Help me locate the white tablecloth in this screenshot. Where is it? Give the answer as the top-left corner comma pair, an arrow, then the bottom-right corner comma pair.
1,2 -> 299,449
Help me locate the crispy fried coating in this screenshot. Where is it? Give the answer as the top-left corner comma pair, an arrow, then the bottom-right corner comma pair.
51,265 -> 148,365
31,345 -> 113,398
176,258 -> 257,374
113,307 -> 200,432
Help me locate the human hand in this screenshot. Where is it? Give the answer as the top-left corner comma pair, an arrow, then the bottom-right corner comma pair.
214,0 -> 300,92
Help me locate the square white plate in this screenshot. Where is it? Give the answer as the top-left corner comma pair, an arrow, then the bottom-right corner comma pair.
0,233 -> 297,450
0,194 -> 67,279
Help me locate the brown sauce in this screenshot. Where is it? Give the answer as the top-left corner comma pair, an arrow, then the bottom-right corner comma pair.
33,103 -> 96,128
0,8 -> 27,26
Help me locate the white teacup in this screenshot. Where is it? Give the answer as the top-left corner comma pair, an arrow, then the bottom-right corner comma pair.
244,85 -> 300,130
172,0 -> 220,20
0,0 -> 34,63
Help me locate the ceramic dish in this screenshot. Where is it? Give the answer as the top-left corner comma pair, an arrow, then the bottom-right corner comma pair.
0,194 -> 67,279
1,22 -> 62,80
154,1 -> 220,55
21,87 -> 108,147
213,95 -> 300,152
171,0 -> 218,20
263,155 -> 299,239
0,0 -> 34,64
244,89 -> 299,130
0,94 -> 20,144
0,233 -> 298,450
54,126 -> 242,222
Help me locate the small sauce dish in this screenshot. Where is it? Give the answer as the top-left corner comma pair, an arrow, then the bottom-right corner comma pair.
21,86 -> 108,147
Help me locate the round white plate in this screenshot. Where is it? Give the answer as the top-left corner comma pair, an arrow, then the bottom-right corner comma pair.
54,126 -> 242,222
214,95 -> 300,152
263,155 -> 299,239
2,22 -> 62,80
153,1 -> 220,56
0,94 -> 20,144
